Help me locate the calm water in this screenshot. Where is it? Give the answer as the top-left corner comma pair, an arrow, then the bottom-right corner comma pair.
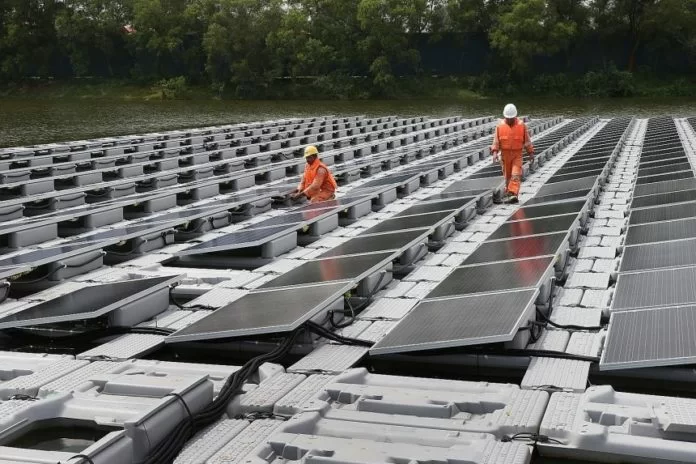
1,97 -> 695,148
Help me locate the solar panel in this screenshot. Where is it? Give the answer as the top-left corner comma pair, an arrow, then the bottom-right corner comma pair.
633,178 -> 696,197
244,208 -> 338,229
370,289 -> 539,355
545,169 -> 604,184
612,266 -> 696,311
134,206 -> 227,225
165,281 -> 353,342
0,276 -> 179,329
486,213 -> 578,241
639,156 -> 689,168
625,218 -> 696,246
0,243 -> 104,268
639,152 -> 687,164
317,229 -> 428,259
601,305 -> 696,370
258,251 -> 394,289
358,173 -> 419,189
635,171 -> 694,186
523,189 -> 592,206
620,238 -> 696,272
443,177 -> 503,194
631,189 -> 696,209
535,177 -> 597,198
425,189 -> 488,201
638,162 -> 692,178
554,161 -> 607,175
464,231 -> 568,265
291,196 -> 370,212
176,225 -> 297,255
70,223 -> 173,244
426,256 -> 555,298
507,200 -> 587,221
394,197 -> 476,217
629,201 -> 696,225
362,210 -> 454,235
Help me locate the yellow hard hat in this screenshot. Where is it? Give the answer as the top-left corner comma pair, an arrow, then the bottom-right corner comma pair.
304,145 -> 319,158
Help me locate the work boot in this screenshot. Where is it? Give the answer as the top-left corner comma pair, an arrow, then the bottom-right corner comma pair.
507,194 -> 519,204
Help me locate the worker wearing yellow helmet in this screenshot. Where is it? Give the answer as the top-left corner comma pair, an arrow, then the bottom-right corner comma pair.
291,145 -> 338,203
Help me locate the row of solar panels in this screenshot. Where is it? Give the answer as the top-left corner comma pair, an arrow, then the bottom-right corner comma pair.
602,117 -> 696,370
0,116 -> 491,223
0,115 -> 507,252
0,116 -> 456,187
0,116 -> 542,331
0,116 -> 376,174
159,118 -> 588,344
171,118 -> 563,260
0,115 -> 375,160
369,118 -> 634,355
0,117 -> 468,204
0,116 -> 528,284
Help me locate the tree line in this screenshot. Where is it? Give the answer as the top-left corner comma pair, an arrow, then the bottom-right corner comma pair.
1,0 -> 695,98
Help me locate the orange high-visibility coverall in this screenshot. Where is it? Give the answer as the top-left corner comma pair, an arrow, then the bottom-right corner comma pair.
298,160 -> 338,203
491,118 -> 534,196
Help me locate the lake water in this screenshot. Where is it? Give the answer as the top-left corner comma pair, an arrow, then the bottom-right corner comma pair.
1,97 -> 694,147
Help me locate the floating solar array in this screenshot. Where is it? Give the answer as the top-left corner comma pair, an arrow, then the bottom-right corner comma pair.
6,114 -> 696,464
602,117 -> 696,370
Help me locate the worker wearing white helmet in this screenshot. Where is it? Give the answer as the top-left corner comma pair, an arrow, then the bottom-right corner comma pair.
490,104 -> 534,204
291,145 -> 338,203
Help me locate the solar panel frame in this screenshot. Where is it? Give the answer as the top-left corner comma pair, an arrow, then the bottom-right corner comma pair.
164,280 -> 355,342
523,189 -> 592,206
507,199 -> 588,222
633,178 -> 696,197
258,251 -> 395,290
466,231 -> 569,264
612,266 -> 696,311
393,196 -> 477,218
369,288 -> 539,355
629,201 -> 696,225
620,238 -> 696,272
631,189 -> 696,209
601,305 -> 696,370
316,228 -> 429,259
362,210 -> 456,235
624,218 -> 696,246
426,255 -> 555,299
535,177 -> 598,198
635,170 -> 694,186
486,213 -> 579,241
0,275 -> 180,329
637,162 -> 692,178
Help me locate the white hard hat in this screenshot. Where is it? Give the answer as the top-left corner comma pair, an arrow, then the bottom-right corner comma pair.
503,103 -> 517,118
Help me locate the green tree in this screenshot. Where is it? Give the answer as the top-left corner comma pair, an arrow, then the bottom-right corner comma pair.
0,0 -> 61,81
489,0 -> 579,73
357,0 -> 425,95
54,0 -> 132,77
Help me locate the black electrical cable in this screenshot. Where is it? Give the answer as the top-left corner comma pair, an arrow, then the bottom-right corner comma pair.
144,329 -> 302,464
10,265 -> 67,285
536,308 -> 603,332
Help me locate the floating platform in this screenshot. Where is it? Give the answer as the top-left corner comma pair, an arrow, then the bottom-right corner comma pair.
1,114 -> 696,463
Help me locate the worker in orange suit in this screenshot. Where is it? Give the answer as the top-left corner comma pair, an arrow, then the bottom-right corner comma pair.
490,103 -> 535,204
291,145 -> 338,203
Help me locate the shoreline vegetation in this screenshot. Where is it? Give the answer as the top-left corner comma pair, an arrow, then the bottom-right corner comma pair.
2,72 -> 695,102
1,1 -> 695,102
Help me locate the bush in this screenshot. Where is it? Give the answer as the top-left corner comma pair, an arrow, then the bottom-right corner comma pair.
581,65 -> 635,97
152,76 -> 189,99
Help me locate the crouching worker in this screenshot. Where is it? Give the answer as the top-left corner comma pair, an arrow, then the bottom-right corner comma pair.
291,145 -> 338,203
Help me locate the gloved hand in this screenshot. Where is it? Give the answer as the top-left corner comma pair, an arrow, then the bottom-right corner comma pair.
290,189 -> 302,200
491,148 -> 500,163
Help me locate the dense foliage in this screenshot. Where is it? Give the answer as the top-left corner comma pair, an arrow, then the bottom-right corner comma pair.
1,0 -> 695,98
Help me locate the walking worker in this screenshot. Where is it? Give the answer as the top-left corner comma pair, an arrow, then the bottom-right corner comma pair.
490,103 -> 535,204
291,145 -> 338,203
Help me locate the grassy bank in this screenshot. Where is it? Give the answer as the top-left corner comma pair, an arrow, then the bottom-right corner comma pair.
2,72 -> 695,101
